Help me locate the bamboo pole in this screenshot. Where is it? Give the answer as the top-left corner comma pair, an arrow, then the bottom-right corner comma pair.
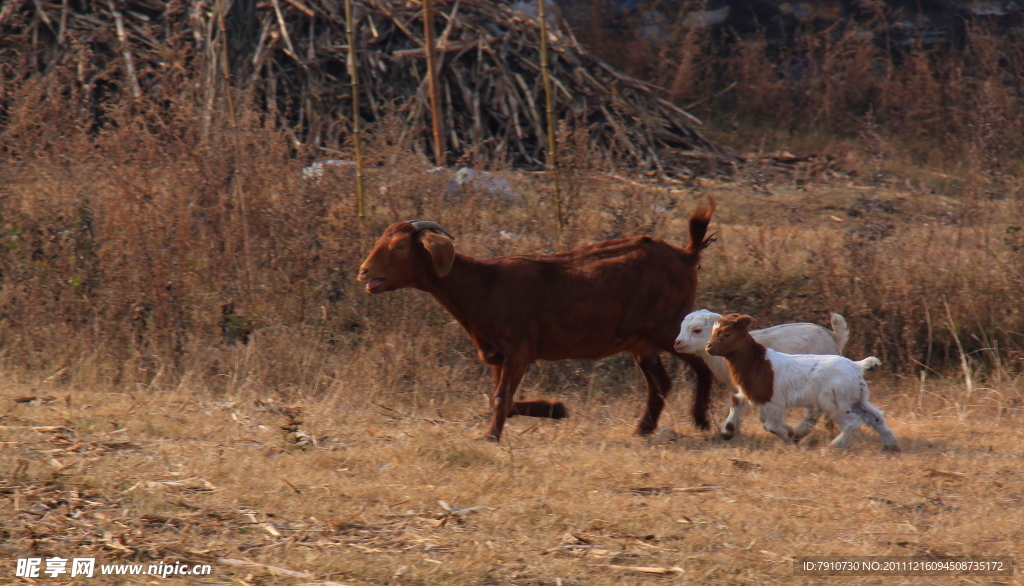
270,0 -> 299,60
537,0 -> 563,229
423,0 -> 445,166
216,0 -> 254,297
345,0 -> 365,220
215,0 -> 239,150
107,0 -> 141,98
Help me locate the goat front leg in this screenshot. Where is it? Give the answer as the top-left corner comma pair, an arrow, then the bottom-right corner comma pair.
721,393 -> 748,440
794,407 -> 820,441
489,362 -> 567,420
759,403 -> 797,444
483,353 -> 528,442
508,399 -> 568,419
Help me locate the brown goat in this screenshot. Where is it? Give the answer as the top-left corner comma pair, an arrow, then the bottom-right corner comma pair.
358,199 -> 717,441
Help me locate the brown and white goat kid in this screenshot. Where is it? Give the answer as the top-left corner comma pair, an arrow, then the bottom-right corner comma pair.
675,309 -> 849,438
705,314 -> 899,451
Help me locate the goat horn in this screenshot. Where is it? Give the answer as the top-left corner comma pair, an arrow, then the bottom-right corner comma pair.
407,220 -> 455,240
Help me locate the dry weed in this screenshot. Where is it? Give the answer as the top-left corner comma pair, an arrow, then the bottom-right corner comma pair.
1,377 -> 1022,584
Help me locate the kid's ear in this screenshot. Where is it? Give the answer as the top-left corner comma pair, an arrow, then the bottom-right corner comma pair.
736,315 -> 755,329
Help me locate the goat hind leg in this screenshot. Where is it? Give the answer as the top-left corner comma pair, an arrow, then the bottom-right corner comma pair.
850,400 -> 899,451
827,408 -> 863,449
670,350 -> 714,431
633,350 -> 673,436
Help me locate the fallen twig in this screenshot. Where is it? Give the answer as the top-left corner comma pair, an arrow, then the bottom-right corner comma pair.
218,557 -> 315,579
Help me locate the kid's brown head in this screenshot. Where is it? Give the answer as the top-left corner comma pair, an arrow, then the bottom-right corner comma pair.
705,314 -> 755,357
357,220 -> 456,293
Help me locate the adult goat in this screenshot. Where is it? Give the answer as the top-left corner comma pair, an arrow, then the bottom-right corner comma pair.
357,198 -> 717,441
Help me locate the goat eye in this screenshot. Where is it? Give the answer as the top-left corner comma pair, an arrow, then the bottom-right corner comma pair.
693,328 -> 702,334
395,245 -> 408,251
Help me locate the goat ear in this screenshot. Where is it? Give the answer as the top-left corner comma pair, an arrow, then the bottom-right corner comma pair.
736,315 -> 755,329
420,232 -> 456,278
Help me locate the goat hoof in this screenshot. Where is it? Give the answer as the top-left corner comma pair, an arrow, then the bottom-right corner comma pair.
883,444 -> 901,453
719,431 -> 733,441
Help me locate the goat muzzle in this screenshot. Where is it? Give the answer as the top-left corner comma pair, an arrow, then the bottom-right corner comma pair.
357,266 -> 387,293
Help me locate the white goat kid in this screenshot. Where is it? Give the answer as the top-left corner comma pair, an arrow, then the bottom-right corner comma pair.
705,314 -> 899,451
674,309 -> 849,439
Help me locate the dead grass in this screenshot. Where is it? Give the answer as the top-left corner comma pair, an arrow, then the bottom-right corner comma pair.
582,16 -> 1024,178
2,130 -> 1022,386
2,26 -> 1024,583
2,31 -> 1024,388
3,156 -> 1018,582
1,375 -> 1023,585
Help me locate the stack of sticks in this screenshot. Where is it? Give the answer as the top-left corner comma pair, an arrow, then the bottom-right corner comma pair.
0,0 -> 731,175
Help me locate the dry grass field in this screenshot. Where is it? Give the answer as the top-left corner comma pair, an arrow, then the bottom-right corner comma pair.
1,369 -> 1022,585
2,168 -> 1023,584
3,23 -> 1024,581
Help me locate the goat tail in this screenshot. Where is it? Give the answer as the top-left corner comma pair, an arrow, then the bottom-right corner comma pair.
829,312 -> 850,355
855,356 -> 881,372
686,195 -> 717,253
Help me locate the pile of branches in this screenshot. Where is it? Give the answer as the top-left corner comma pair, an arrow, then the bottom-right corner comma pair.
0,0 -> 730,174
